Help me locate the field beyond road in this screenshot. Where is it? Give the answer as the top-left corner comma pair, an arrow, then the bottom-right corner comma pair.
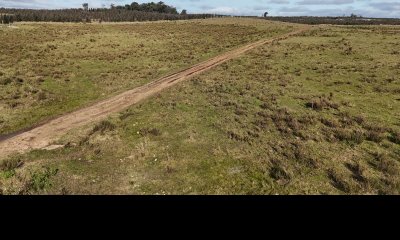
0,18 -> 399,195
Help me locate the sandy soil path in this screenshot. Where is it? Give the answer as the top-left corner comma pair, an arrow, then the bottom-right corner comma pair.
0,26 -> 311,159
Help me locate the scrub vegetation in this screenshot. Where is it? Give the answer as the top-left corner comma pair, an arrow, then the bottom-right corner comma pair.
1,19 -> 399,195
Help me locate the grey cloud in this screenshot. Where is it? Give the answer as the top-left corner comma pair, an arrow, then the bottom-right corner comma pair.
298,0 -> 354,5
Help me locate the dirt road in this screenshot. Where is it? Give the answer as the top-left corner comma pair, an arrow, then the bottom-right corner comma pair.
0,27 -> 311,159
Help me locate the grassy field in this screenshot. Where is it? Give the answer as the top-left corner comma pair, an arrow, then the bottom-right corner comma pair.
1,20 -> 399,195
0,18 -> 295,135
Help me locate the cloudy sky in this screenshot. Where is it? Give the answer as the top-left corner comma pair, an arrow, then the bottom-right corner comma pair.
1,0 -> 399,18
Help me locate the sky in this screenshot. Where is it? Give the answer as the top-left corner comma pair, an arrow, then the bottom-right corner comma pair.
1,0 -> 399,18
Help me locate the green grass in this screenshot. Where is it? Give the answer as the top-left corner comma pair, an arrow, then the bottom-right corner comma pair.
0,18 -> 296,135
1,22 -> 399,195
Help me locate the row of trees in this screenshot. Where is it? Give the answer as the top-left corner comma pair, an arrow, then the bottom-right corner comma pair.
0,14 -> 14,24
114,1 -> 179,14
0,8 -> 222,23
265,16 -> 400,25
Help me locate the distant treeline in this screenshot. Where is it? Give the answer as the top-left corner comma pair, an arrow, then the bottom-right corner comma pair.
113,1 -> 179,14
0,14 -> 14,24
0,8 -> 222,23
265,16 -> 400,25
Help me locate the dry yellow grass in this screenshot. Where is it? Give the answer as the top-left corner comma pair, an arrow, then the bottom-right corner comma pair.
1,20 -> 399,195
